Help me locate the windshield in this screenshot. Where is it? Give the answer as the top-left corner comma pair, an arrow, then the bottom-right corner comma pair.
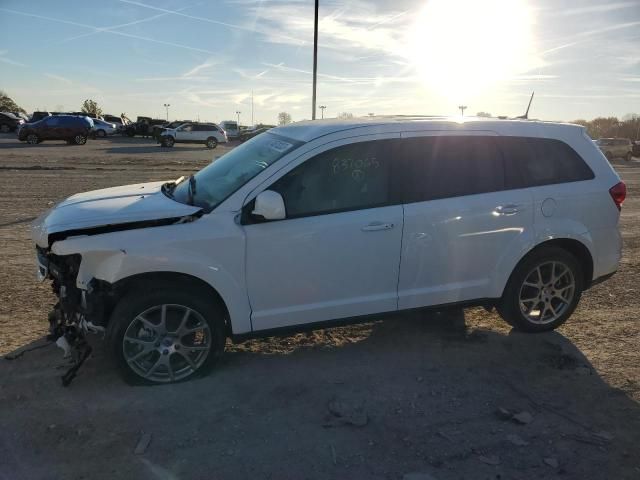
172,132 -> 303,211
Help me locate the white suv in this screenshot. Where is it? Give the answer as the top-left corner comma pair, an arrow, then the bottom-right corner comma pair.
160,122 -> 227,149
32,117 -> 625,384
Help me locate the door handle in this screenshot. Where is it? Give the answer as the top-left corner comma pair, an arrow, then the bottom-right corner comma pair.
494,204 -> 522,216
362,222 -> 394,232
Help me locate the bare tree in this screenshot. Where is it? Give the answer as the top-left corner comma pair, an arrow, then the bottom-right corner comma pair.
278,112 -> 292,126
81,99 -> 103,118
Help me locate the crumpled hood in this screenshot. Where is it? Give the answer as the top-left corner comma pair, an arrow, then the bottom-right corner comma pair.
32,181 -> 201,248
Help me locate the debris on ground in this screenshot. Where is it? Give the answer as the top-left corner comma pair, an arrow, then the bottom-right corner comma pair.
477,454 -> 501,466
496,407 -> 512,420
134,433 -> 152,455
506,434 -> 529,446
324,397 -> 368,427
565,430 -> 614,446
512,411 -> 534,425
403,473 -> 438,480
544,457 -> 559,468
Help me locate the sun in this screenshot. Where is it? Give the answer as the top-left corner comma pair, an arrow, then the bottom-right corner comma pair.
407,0 -> 536,101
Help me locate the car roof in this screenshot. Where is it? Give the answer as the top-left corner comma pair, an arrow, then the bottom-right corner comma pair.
271,116 -> 586,142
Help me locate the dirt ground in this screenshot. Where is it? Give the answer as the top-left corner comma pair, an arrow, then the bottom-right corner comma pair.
0,134 -> 639,480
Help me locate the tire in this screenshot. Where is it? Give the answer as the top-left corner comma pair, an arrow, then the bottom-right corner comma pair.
0,124 -> 10,133
106,284 -> 226,384
97,129 -> 106,138
74,134 -> 87,145
497,246 -> 583,332
26,133 -> 39,144
161,136 -> 175,147
126,129 -> 136,137
206,137 -> 218,149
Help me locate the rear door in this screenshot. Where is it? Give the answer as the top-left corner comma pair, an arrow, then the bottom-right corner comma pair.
397,134 -> 534,308
41,116 -> 60,139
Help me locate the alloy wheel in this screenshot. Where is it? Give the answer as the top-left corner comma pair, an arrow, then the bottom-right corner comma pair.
518,261 -> 575,324
122,304 -> 212,382
75,135 -> 87,145
27,134 -> 38,144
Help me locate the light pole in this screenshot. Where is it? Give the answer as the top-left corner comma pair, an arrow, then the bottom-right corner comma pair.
319,105 -> 326,119
458,105 -> 467,117
163,103 -> 170,121
236,110 -> 241,125
311,0 -> 319,119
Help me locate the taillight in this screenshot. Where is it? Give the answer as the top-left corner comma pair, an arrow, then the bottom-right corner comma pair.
609,181 -> 626,211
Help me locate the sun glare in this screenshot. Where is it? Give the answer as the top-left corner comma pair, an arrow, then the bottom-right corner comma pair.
407,0 -> 536,102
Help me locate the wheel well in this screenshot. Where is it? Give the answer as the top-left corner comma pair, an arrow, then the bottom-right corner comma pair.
109,272 -> 232,334
522,239 -> 594,287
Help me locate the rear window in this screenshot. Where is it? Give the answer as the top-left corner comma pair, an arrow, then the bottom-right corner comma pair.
499,137 -> 594,189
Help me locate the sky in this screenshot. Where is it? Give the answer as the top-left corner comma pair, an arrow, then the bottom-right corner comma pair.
0,0 -> 639,124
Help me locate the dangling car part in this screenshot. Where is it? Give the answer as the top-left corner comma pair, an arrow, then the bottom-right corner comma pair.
33,180 -> 203,385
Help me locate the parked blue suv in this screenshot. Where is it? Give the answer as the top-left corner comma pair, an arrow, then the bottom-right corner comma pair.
18,115 -> 94,145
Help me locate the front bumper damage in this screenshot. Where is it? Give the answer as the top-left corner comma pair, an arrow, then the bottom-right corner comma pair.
36,247 -> 112,385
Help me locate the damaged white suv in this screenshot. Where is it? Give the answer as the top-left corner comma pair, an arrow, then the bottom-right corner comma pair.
32,117 -> 625,384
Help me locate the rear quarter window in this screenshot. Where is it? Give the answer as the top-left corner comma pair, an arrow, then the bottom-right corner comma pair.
499,137 -> 594,189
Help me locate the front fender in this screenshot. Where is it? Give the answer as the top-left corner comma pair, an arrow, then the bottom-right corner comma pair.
50,216 -> 252,334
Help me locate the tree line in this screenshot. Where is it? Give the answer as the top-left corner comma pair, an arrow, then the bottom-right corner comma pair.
3,89 -> 638,139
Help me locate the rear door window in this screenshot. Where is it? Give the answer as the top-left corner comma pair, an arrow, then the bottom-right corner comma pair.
499,137 -> 594,188
399,136 -> 505,203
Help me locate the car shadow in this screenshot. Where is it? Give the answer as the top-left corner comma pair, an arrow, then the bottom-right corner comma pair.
2,309 -> 639,479
103,145 -> 212,154
0,141 -> 80,148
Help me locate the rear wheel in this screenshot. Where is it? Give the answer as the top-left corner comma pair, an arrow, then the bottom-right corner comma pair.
206,137 -> 218,149
107,286 -> 226,384
97,129 -> 106,138
74,134 -> 87,145
26,133 -> 39,144
497,247 -> 583,332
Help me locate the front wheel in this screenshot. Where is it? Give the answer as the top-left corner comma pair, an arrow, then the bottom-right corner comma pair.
161,136 -> 175,147
97,129 -> 106,138
206,137 -> 218,149
497,247 -> 583,332
26,133 -> 39,144
107,286 -> 226,384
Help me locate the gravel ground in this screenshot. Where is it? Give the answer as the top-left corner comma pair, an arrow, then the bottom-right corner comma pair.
0,134 -> 639,480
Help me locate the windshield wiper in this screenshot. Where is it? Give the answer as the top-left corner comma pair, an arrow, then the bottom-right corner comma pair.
187,174 -> 197,205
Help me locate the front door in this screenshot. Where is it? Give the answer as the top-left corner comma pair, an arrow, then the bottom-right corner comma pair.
244,137 -> 403,330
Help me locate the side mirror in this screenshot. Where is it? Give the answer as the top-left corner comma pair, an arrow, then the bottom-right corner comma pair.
252,190 -> 285,220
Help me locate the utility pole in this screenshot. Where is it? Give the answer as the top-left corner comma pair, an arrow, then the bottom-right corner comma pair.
236,110 -> 241,125
163,103 -> 170,121
319,105 -> 326,119
251,90 -> 254,126
312,0 -> 319,120
458,105 -> 467,117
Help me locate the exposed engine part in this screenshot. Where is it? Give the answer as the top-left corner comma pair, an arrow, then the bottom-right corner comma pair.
40,250 -> 114,386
